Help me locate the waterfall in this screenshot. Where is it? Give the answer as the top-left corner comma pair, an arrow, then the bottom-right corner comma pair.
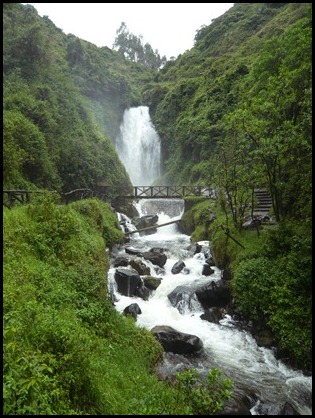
115,106 -> 161,185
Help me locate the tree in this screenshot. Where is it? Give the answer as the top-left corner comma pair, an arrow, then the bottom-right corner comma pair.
3,109 -> 59,189
219,16 -> 312,222
211,115 -> 263,231
112,22 -> 166,70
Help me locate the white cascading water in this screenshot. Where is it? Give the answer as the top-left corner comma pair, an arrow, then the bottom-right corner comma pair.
110,107 -> 312,415
115,106 -> 161,185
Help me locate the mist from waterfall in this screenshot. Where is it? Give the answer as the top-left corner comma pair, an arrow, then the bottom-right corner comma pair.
115,106 -> 161,185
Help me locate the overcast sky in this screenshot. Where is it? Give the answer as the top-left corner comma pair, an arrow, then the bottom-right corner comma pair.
23,3 -> 234,59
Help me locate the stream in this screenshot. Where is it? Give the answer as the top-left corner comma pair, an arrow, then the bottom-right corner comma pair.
107,198 -> 312,415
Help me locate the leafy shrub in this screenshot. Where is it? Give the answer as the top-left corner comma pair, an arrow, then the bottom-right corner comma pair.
71,198 -> 125,247
175,368 -> 233,415
232,221 -> 312,369
232,257 -> 275,320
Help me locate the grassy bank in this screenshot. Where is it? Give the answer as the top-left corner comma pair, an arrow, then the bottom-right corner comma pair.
3,196 -> 232,414
184,198 -> 312,371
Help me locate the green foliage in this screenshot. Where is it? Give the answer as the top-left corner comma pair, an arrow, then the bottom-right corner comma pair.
3,1 -> 312,406
181,198 -> 214,241
191,224 -> 208,243
175,368 -> 233,415
3,109 -> 59,189
231,221 -> 312,369
225,15 -> 312,221
3,200 -> 234,414
3,201 -> 148,414
207,199 -> 311,369
70,198 -> 125,248
113,22 -> 167,70
232,257 -> 275,320
66,34 -> 152,140
3,3 -> 154,192
209,122 -> 259,230
146,3 -> 311,228
149,3 -> 312,367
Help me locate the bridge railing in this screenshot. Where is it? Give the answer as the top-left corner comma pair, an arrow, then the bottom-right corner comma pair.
115,185 -> 215,199
3,186 -> 217,208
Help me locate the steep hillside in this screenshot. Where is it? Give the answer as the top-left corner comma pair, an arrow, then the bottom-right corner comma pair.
3,3 -> 154,193
66,36 -> 154,142
140,3 -> 312,371
143,4 -> 311,203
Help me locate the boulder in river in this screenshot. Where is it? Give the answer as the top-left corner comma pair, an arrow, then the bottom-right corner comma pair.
151,325 -> 203,355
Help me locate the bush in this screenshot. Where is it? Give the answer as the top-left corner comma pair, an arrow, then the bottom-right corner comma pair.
232,257 -> 275,320
232,221 -> 312,369
175,368 -> 233,415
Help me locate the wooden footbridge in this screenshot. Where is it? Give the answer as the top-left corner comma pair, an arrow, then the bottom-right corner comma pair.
118,185 -> 214,199
3,186 -> 214,208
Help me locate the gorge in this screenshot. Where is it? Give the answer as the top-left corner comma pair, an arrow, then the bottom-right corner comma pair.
109,107 -> 312,415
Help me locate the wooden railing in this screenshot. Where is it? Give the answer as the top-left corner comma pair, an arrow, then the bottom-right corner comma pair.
3,190 -> 53,209
3,189 -> 95,209
3,186 -> 215,208
116,186 -> 215,199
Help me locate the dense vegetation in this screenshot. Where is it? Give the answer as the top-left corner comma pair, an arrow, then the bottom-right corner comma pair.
3,3 -> 154,193
3,2 -> 312,413
231,221 -> 312,369
145,3 -> 312,222
213,206 -> 312,370
181,196 -> 312,371
142,3 -> 312,370
3,197 -> 233,414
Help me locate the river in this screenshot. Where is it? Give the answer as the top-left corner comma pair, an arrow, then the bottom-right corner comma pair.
107,198 -> 312,415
